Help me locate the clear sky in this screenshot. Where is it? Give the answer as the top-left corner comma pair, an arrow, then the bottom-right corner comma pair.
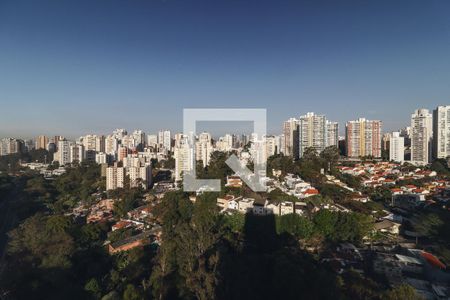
1,0 -> 450,139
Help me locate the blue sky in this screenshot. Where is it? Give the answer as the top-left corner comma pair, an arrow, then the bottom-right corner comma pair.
0,0 -> 449,138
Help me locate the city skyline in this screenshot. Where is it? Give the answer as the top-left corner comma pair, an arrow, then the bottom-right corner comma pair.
5,104 -> 450,167
0,105 -> 447,140
1,0 -> 450,137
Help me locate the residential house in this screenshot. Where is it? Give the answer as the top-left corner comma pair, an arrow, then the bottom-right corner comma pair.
226,175 -> 243,188
108,232 -> 152,254
374,220 -> 401,235
217,195 -> 242,209
237,198 -> 254,213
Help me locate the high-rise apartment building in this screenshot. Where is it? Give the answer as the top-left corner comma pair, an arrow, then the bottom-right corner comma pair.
95,152 -> 108,164
282,118 -> 299,159
326,121 -> 339,147
121,135 -> 136,149
55,140 -> 71,165
35,135 -> 49,150
400,127 -> 412,146
81,135 -> 97,152
298,112 -> 327,157
132,130 -> 146,150
265,135 -> 277,157
51,136 -> 64,147
345,118 -> 382,158
195,132 -> 212,167
118,146 -> 129,162
215,134 -> 234,152
0,140 -> 6,157
106,164 -> 126,190
24,140 -> 34,152
128,164 -> 152,189
389,132 -> 404,162
250,137 -> 267,172
240,134 -> 249,147
123,154 -> 145,168
174,133 -> 185,149
95,135 -> 105,152
129,164 -> 151,188
147,134 -> 158,148
382,133 -> 390,152
79,134 -> 103,161
411,109 -> 433,165
280,134 -> 285,154
70,144 -> 85,163
174,135 -> 193,181
159,130 -> 171,151
0,138 -> 24,156
284,113 -> 338,159
47,142 -> 57,153
433,105 -> 450,159
112,129 -> 127,140
105,135 -> 118,155
224,134 -> 235,149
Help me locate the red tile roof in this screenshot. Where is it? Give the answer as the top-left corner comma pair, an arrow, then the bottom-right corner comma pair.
421,252 -> 446,269
304,188 -> 319,195
112,220 -> 133,230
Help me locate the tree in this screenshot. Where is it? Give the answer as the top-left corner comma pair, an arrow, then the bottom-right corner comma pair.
340,173 -> 362,190
313,210 -> 373,243
297,149 -> 325,186
302,147 -> 319,162
413,212 -> 445,240
223,213 -> 246,233
276,214 -> 314,239
370,186 -> 392,204
123,284 -> 141,300
430,159 -> 450,176
383,284 -> 423,300
381,149 -> 389,161
313,210 -> 339,238
341,269 -> 381,299
317,183 -> 350,202
178,194 -> 224,299
205,151 -> 234,186
320,146 -> 340,173
161,157 -> 175,169
333,212 -> 373,243
101,291 -> 121,300
150,191 -> 193,299
7,214 -> 74,269
267,154 -> 298,177
46,215 -> 72,233
84,278 -> 102,299
75,223 -> 107,248
108,228 -> 134,244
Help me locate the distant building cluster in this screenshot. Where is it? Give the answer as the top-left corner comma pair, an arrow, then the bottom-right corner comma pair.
282,112 -> 339,159
0,138 -> 25,156
3,105 -> 450,182
278,105 -> 450,166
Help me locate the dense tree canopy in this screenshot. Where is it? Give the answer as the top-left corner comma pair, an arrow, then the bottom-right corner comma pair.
1,150 -> 438,299
8,213 -> 74,269
383,284 -> 423,300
